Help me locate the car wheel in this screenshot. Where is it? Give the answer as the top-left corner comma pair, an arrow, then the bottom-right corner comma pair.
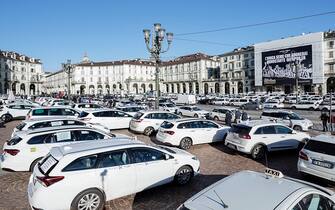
71,189 -> 104,210
223,133 -> 227,144
179,112 -> 183,116
143,126 -> 155,136
194,114 -> 199,118
308,107 -> 314,111
213,116 -> 219,121
273,106 -> 277,109
1,114 -> 12,122
251,144 -> 266,160
293,125 -> 302,131
291,106 -> 296,110
30,157 -> 43,172
174,165 -> 193,185
179,137 -> 193,150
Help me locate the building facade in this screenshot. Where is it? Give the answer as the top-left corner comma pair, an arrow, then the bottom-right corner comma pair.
254,30 -> 335,95
218,46 -> 255,94
160,53 -> 220,95
0,50 -> 43,95
45,55 -> 156,95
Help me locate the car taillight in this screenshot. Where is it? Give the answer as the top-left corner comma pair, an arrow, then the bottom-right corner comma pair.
299,151 -> 309,161
239,134 -> 251,139
4,149 -> 20,156
36,176 -> 64,187
164,130 -> 175,135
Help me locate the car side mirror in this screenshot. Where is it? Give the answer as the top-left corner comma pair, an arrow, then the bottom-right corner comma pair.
164,154 -> 170,160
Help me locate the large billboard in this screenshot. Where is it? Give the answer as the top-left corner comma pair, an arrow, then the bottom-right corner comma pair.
262,45 -> 312,85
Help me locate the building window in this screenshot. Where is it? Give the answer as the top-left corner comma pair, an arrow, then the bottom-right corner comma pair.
329,41 -> 334,49
90,78 -> 93,82
81,77 -> 85,82
330,51 -> 334,58
98,69 -> 101,74
251,61 -> 255,66
31,68 -> 34,73
90,69 -> 93,75
224,64 -> 228,69
330,64 -> 334,71
230,56 -> 234,60
244,54 -> 249,58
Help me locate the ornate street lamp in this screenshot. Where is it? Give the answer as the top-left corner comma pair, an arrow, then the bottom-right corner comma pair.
62,59 -> 75,100
143,23 -> 173,109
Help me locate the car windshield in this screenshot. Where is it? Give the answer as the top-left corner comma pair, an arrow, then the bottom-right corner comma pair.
79,111 -> 89,118
304,140 -> 335,156
165,104 -> 174,107
231,125 -> 251,134
288,113 -> 303,120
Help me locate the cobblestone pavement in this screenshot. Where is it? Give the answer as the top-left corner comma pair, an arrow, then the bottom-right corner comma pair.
0,118 -> 334,210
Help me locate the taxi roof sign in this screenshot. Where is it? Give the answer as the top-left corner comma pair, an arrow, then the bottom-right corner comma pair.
264,168 -> 284,178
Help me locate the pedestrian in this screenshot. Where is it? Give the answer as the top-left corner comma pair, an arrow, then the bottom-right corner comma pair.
235,109 -> 241,123
241,111 -> 248,121
225,111 -> 232,126
320,111 -> 329,132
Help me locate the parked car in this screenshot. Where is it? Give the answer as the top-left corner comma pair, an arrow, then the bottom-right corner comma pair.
318,101 -> 335,111
210,98 -> 230,105
225,121 -> 310,159
27,139 -> 200,210
78,109 -> 133,130
0,103 -> 38,122
129,111 -> 180,136
72,103 -> 103,112
176,106 -> 209,118
290,101 -> 319,110
229,98 -> 249,106
51,100 -> 74,108
1,126 -> 114,172
115,105 -> 145,116
156,119 -> 230,150
240,101 -> 263,110
263,100 -> 285,109
298,134 -> 335,182
261,110 -> 313,131
26,107 -> 80,120
12,117 -> 110,137
175,94 -> 196,105
208,107 -> 236,121
159,102 -> 178,113
178,169 -> 335,210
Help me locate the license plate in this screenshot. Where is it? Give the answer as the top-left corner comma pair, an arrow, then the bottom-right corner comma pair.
227,143 -> 237,150
312,160 -> 333,169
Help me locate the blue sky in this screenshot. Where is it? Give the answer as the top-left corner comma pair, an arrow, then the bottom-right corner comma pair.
1,0 -> 335,71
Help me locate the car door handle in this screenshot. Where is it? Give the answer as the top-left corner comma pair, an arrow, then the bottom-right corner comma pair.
280,136 -> 285,138
262,137 -> 267,138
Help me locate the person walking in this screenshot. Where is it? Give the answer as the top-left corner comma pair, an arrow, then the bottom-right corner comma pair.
241,111 -> 248,121
225,111 -> 232,126
320,111 -> 329,132
235,109 -> 241,123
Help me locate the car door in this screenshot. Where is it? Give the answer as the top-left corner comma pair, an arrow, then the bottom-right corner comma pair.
200,121 -> 224,143
290,193 -> 334,210
114,111 -> 132,129
253,125 -> 280,151
43,130 -> 76,153
96,150 -> 136,200
7,105 -> 23,118
274,125 -> 300,149
128,147 -> 174,192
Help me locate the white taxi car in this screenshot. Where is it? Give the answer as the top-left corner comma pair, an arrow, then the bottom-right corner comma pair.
28,139 -> 200,210
12,117 -> 110,137
1,126 -> 114,172
298,134 -> 335,182
156,119 -> 230,150
129,111 -> 180,136
225,121 -> 310,159
178,169 -> 335,210
176,106 -> 209,118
